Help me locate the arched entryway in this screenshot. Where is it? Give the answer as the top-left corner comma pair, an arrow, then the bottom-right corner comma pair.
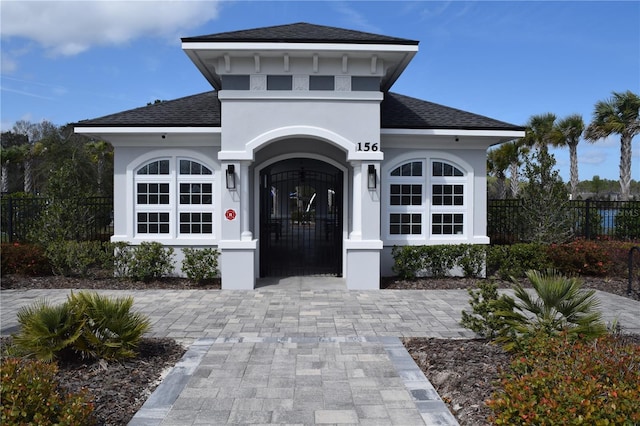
259,158 -> 343,277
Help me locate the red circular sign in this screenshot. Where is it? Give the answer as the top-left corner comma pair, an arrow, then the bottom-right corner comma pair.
225,209 -> 237,221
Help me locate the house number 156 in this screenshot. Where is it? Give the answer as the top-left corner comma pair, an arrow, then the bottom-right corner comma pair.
356,142 -> 379,152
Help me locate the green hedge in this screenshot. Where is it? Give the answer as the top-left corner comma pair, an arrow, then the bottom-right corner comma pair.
392,240 -> 639,280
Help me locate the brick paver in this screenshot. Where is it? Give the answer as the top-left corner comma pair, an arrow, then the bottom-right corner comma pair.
2,276 -> 638,425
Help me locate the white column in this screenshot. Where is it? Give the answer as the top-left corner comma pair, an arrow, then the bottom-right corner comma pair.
240,160 -> 252,241
350,161 -> 362,240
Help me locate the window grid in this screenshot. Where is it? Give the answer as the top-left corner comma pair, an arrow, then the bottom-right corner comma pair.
432,161 -> 463,177
135,158 -> 214,237
179,183 -> 213,205
391,161 -> 422,177
137,160 -> 170,175
432,213 -> 464,235
432,184 -> 464,206
137,212 -> 170,234
390,213 -> 422,235
390,184 -> 422,206
179,160 -> 212,175
179,213 -> 213,234
137,183 -> 170,205
387,159 -> 469,240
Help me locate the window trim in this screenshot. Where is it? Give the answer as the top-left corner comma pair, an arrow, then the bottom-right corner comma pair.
131,154 -> 217,241
382,152 -> 474,244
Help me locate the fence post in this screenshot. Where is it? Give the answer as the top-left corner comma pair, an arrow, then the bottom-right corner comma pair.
7,197 -> 13,243
584,198 -> 591,240
629,246 -> 640,296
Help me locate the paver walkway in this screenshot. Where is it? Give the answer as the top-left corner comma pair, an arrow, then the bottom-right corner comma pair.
2,276 -> 639,425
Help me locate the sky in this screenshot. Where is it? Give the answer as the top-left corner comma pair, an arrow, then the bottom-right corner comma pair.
1,0 -> 639,183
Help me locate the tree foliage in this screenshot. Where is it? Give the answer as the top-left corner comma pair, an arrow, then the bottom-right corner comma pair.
0,120 -> 113,197
519,144 -> 573,244
585,90 -> 640,201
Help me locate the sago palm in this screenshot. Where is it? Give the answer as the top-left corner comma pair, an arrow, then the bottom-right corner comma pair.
585,90 -> 640,201
69,291 -> 150,360
13,299 -> 85,362
496,269 -> 607,350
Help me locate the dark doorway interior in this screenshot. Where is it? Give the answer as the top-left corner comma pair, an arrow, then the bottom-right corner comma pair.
259,159 -> 343,277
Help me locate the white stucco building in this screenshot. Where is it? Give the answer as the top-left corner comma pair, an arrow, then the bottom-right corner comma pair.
75,23 -> 524,290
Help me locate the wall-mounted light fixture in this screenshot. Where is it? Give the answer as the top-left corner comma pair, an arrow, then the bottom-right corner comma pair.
367,164 -> 377,190
226,164 -> 236,190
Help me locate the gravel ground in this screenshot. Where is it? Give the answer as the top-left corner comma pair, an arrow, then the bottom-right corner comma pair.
2,273 -> 638,425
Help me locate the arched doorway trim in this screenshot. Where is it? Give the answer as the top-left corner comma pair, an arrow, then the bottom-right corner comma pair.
219,125 -> 382,161
254,152 -> 349,277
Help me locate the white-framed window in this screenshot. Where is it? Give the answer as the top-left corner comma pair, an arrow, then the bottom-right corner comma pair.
388,160 -> 425,237
385,156 -> 469,241
134,158 -> 214,237
430,160 -> 466,236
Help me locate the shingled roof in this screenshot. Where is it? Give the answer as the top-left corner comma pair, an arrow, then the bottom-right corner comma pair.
75,91 -> 522,131
182,22 -> 419,45
381,93 -> 521,131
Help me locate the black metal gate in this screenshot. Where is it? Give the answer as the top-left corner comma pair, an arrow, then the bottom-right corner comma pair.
260,163 -> 343,277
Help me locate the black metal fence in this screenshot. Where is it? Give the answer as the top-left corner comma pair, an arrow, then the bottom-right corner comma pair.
2,196 -> 638,245
488,199 -> 640,244
1,196 -> 113,243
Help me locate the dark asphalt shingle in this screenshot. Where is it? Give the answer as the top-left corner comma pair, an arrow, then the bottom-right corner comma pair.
76,90 -> 522,131
182,22 -> 419,45
381,92 -> 522,131
75,92 -> 220,127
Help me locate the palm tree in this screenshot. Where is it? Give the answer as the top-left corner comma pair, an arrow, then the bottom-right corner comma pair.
523,113 -> 557,154
488,140 -> 528,199
584,90 -> 640,201
552,114 -> 585,200
0,145 -> 22,194
487,146 -> 509,199
503,140 -> 528,198
85,140 -> 112,195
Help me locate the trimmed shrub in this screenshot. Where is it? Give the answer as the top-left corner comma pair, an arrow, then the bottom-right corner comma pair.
391,244 -> 487,279
127,242 -> 175,282
546,239 -> 611,276
598,239 -> 640,278
488,333 -> 640,425
182,247 -> 219,284
458,244 -> 487,278
1,358 -> 95,425
112,241 -> 133,278
391,245 -> 425,279
486,243 -> 552,279
0,242 -> 51,276
45,240 -> 113,277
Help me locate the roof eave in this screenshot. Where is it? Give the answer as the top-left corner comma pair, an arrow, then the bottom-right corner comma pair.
381,128 -> 525,143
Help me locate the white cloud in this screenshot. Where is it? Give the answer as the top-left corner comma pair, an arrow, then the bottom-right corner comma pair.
584,134 -> 619,148
1,52 -> 17,74
331,2 -> 382,34
579,149 -> 608,165
1,0 -> 221,56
